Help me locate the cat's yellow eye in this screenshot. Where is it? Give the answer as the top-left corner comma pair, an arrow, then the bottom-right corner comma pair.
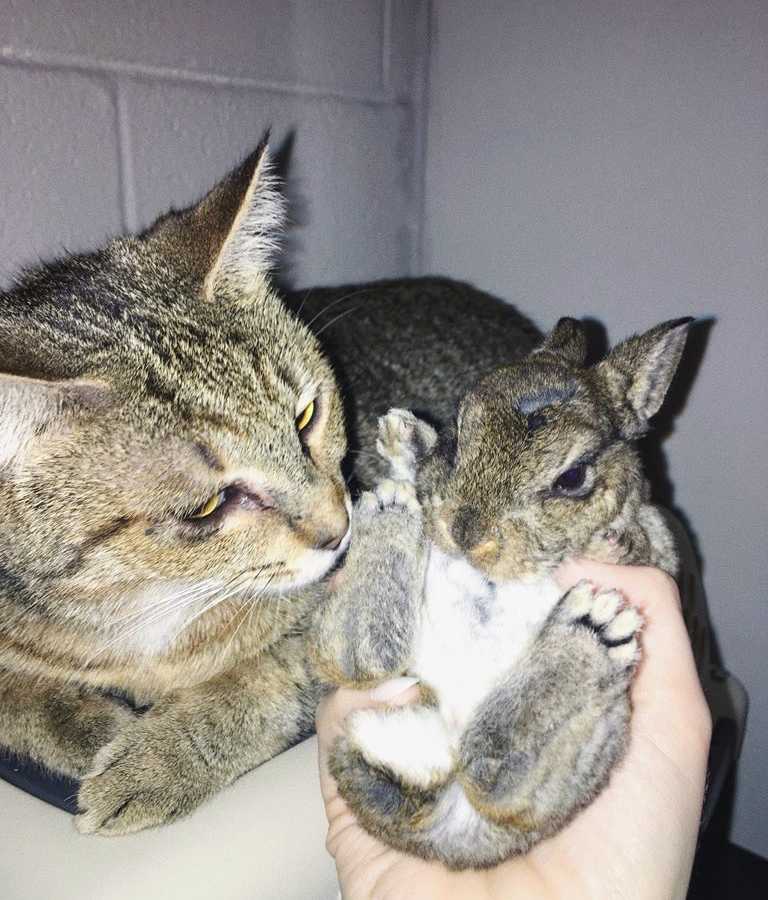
189,491 -> 226,519
296,400 -> 315,432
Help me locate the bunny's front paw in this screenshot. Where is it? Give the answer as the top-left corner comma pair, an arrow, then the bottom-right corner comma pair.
312,481 -> 426,686
359,478 -> 420,515
376,408 -> 437,482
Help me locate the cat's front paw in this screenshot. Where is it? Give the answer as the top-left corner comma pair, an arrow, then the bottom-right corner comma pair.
75,707 -> 221,836
376,408 -> 437,483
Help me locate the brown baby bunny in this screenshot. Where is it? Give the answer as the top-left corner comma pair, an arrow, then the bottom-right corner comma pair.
313,316 -> 691,869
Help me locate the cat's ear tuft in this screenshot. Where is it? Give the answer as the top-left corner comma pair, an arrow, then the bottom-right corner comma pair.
597,318 -> 693,436
146,133 -> 286,302
540,317 -> 588,366
0,375 -> 110,469
201,135 -> 286,302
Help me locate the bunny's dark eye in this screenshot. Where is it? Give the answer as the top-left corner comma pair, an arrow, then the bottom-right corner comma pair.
552,462 -> 591,496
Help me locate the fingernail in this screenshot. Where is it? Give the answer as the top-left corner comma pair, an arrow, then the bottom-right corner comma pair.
370,676 -> 420,701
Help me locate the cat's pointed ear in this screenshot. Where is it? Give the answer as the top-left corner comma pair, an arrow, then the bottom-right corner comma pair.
200,136 -> 286,301
0,375 -> 110,468
539,317 -> 588,366
597,318 -> 693,436
147,134 -> 286,302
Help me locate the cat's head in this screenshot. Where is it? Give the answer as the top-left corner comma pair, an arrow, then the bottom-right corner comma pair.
0,138 -> 350,639
418,317 -> 691,581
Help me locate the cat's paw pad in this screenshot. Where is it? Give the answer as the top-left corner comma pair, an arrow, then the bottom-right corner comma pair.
376,408 -> 437,482
560,580 -> 642,667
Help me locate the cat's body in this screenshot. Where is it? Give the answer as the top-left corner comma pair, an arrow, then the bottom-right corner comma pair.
0,141 -> 539,834
313,317 -> 690,868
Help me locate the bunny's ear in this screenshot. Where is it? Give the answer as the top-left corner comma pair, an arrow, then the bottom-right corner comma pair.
0,374 -> 110,469
597,318 -> 693,436
539,317 -> 588,366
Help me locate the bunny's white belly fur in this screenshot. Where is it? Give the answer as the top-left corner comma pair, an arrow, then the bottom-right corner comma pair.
347,545 -> 562,793
413,545 -> 561,734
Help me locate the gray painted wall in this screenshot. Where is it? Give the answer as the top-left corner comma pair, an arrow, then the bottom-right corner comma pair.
424,0 -> 768,857
1,0 -> 765,860
0,0 -> 429,287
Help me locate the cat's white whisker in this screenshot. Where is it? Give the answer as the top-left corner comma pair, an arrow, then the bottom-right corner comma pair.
84,578 -> 235,665
313,306 -> 361,339
169,568 -> 272,644
303,287 -> 370,331
109,580 -> 217,625
295,288 -> 312,317
110,582 -> 212,625
219,572 -> 276,658
107,581 -> 222,639
98,565 -> 278,662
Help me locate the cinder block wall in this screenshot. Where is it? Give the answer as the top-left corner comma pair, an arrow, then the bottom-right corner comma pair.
0,0 -> 429,287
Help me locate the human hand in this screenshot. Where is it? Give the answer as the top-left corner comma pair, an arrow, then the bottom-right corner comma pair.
316,562 -> 711,899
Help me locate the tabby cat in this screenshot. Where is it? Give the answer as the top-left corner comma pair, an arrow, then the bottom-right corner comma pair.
0,138 -> 538,834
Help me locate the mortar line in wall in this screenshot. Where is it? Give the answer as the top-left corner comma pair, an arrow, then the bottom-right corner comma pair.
411,0 -> 432,275
113,81 -> 138,234
0,47 -> 401,108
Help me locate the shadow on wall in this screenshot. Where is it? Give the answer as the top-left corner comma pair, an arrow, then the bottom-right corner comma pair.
573,314 -> 714,563
639,319 -> 715,561
269,127 -> 309,292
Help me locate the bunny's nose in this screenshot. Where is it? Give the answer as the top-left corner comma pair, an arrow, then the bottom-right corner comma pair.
450,506 -> 486,552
